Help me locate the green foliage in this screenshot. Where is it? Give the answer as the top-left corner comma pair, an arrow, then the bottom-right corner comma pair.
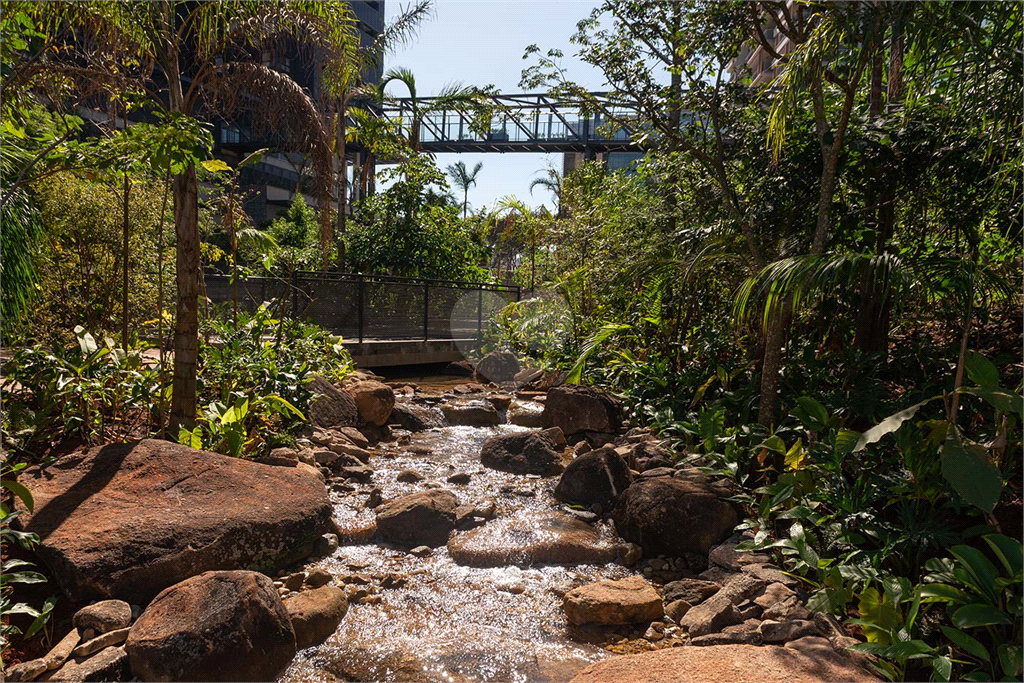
349,155 -> 489,281
1,463 -> 55,669
194,304 -> 352,456
28,170 -> 172,341
259,195 -> 321,274
2,327 -> 165,452
920,535 -> 1023,681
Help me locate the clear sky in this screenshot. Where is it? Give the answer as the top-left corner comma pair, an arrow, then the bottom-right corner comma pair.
383,0 -> 603,213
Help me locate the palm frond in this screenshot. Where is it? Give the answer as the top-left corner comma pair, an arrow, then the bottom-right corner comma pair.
363,0 -> 433,69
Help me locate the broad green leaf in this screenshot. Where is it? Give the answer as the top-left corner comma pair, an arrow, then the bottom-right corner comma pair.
793,396 -> 830,431
1,479 -> 33,512
834,429 -> 861,455
261,395 -> 306,421
997,644 -> 1022,678
920,583 -> 972,604
952,604 -> 1013,629
940,626 -> 990,661
982,534 -> 1023,577
74,325 -> 98,355
756,435 -> 786,454
965,351 -> 1000,388
949,545 -> 1000,603
25,596 -> 57,637
941,434 -> 1003,513
201,158 -> 231,173
858,587 -> 902,643
848,639 -> 934,659
958,386 -> 1024,417
784,438 -> 806,470
854,398 -> 938,452
931,655 -> 952,682
238,148 -> 269,168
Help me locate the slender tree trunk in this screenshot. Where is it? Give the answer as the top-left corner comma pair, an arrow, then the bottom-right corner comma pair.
169,163 -> 201,432
159,9 -> 201,433
334,108 -> 348,270
155,172 -> 170,435
121,172 -> 130,353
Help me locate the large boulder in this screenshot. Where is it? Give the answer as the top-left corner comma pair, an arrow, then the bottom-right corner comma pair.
283,585 -> 349,649
13,439 -> 332,604
542,385 -> 622,436
448,511 -> 620,567
346,380 -> 395,426
612,477 -> 739,558
569,642 -> 879,683
375,490 -> 459,548
389,402 -> 446,431
307,376 -> 360,428
474,351 -> 520,384
563,576 -> 664,625
440,400 -> 499,427
554,447 -> 633,507
480,430 -> 563,476
125,571 -> 296,682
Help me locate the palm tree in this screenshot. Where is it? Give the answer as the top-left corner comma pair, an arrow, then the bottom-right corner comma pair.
529,166 -> 564,216
446,160 -> 482,219
377,68 -> 491,154
495,196 -> 551,292
31,1 -> 351,430
320,1 -> 432,269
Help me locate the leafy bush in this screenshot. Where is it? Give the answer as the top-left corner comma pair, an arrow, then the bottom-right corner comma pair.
1,464 -> 55,669
189,304 -> 353,456
349,155 -> 490,281
3,307 -> 353,462
2,327 -> 164,455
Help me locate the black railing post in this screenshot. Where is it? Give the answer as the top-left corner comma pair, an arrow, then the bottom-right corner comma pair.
477,286 -> 483,337
423,282 -> 430,341
516,285 -> 522,302
357,275 -> 365,344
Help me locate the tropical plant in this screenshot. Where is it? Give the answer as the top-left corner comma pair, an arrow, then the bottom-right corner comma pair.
20,0 -> 355,431
319,0 -> 432,265
1,464 -> 55,669
446,160 -> 483,219
919,534 -> 1023,682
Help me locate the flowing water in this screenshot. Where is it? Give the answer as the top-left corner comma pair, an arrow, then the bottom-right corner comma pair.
280,383 -> 644,683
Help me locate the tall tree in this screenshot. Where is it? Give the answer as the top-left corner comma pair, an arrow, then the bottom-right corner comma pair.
29,1 -> 350,430
319,0 -> 432,268
446,160 -> 482,218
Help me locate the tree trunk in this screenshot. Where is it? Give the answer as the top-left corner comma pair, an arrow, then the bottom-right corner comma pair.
159,6 -> 201,434
169,163 -> 201,432
121,172 -> 130,353
758,301 -> 792,427
334,110 -> 347,270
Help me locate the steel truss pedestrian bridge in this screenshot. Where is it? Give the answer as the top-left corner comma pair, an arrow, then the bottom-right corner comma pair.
381,92 -> 645,155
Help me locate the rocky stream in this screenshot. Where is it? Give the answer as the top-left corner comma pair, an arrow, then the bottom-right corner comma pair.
6,357 -> 880,682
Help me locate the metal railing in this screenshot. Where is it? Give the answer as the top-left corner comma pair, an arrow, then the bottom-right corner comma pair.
204,272 -> 521,342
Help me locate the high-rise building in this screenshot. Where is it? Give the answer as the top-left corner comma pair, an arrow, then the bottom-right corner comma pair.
216,1 -> 386,224
728,1 -> 799,85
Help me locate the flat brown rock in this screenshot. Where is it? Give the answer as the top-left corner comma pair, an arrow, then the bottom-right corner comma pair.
14,439 -> 332,604
563,576 -> 664,625
570,643 -> 879,682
